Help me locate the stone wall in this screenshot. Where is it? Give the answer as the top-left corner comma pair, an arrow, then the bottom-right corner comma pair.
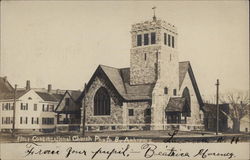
127,101 -> 150,124
130,45 -> 161,85
83,76 -> 123,126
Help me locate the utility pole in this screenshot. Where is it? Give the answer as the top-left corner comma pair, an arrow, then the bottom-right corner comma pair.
12,84 -> 17,136
216,79 -> 220,135
82,83 -> 87,136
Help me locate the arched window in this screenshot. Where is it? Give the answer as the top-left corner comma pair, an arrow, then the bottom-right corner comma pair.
182,87 -> 191,117
94,87 -> 110,115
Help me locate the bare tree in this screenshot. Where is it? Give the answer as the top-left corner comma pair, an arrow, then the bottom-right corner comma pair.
220,91 -> 249,132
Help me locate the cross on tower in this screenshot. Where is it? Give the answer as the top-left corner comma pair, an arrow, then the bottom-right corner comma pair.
152,6 -> 157,21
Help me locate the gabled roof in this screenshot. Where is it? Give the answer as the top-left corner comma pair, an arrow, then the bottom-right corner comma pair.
55,90 -> 81,113
0,77 -> 14,100
79,61 -> 203,106
35,91 -> 59,102
0,77 -> 14,93
0,89 -> 29,100
179,61 -> 189,88
166,97 -> 186,112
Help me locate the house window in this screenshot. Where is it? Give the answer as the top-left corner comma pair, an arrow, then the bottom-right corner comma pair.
21,103 -> 28,110
94,87 -> 110,115
42,104 -> 45,111
2,103 -> 13,110
164,87 -> 168,94
168,34 -> 171,47
173,89 -> 177,96
144,34 -> 149,45
37,117 -> 39,124
144,53 -> 147,61
172,36 -> 175,48
164,33 -> 167,45
128,109 -> 134,116
34,104 -> 37,111
137,34 -> 142,46
42,118 -> 54,125
111,126 -> 116,130
151,32 -> 156,44
20,117 -> 22,124
50,105 -> 54,112
31,117 -> 34,124
145,108 -> 151,116
99,126 -> 105,130
2,117 -> 12,124
65,98 -> 70,106
25,117 -> 28,124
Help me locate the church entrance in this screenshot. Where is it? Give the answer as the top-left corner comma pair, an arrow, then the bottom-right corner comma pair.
166,112 -> 181,124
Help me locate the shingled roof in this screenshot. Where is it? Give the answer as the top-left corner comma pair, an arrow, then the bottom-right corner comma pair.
166,97 -> 186,112
79,61 -> 203,106
36,91 -> 59,102
55,90 -> 82,113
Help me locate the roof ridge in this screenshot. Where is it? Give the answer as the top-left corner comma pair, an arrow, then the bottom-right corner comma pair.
119,67 -> 130,70
99,64 -> 118,69
179,61 -> 190,63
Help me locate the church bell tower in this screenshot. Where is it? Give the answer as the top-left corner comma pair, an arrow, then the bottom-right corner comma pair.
130,11 -> 179,130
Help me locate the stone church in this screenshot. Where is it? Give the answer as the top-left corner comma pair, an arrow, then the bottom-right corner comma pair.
79,16 -> 205,131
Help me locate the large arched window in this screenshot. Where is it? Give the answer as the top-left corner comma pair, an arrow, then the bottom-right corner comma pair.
94,87 -> 110,115
182,87 -> 191,117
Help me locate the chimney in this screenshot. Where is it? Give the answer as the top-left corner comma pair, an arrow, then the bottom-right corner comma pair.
26,80 -> 31,90
48,84 -> 52,93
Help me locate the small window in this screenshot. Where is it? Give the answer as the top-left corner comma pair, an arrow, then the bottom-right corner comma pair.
128,109 -> 134,116
168,34 -> 171,47
151,32 -> 156,44
20,117 -> 22,124
144,34 -> 149,45
65,98 -> 70,106
25,117 -> 28,124
34,104 -> 37,111
164,87 -> 168,94
37,117 -> 39,124
99,126 -> 105,130
164,33 -> 167,45
172,36 -> 175,48
145,108 -> 151,116
173,89 -> 177,96
50,105 -> 54,112
42,104 -> 45,111
111,126 -> 116,130
137,34 -> 142,46
31,117 -> 34,124
144,53 -> 147,61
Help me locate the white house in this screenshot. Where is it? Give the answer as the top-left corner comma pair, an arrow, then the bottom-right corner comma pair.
0,79 -> 62,133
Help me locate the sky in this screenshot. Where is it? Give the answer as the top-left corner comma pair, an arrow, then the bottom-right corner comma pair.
0,1 -> 249,98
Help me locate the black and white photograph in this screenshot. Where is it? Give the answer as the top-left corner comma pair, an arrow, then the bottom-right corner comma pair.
0,1 -> 249,160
